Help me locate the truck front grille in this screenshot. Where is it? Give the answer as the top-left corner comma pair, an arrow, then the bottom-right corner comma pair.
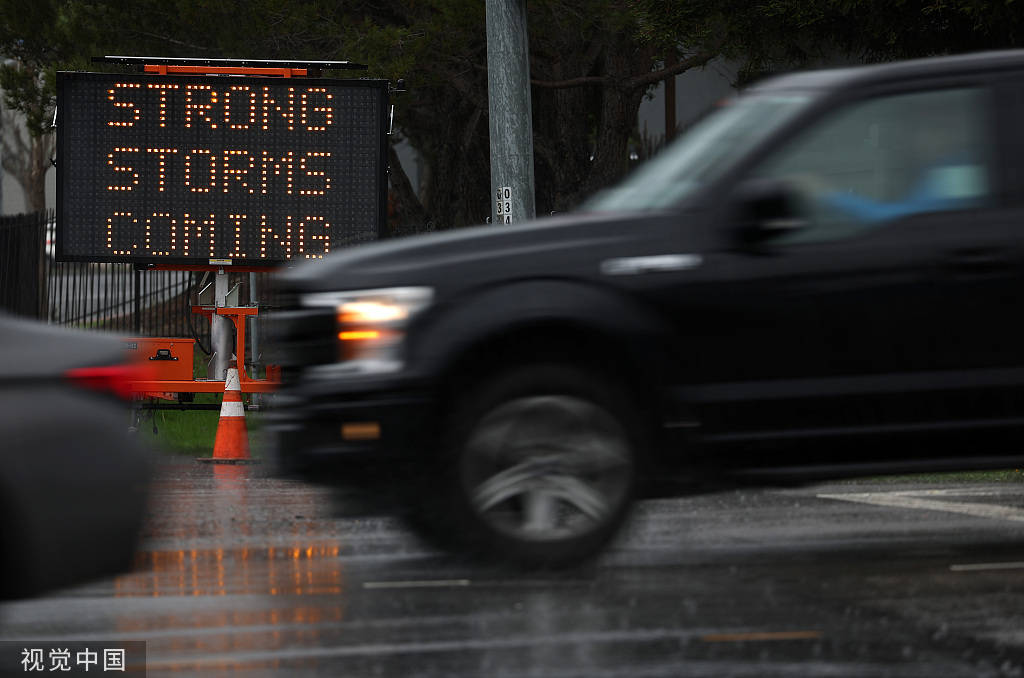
265,292 -> 337,381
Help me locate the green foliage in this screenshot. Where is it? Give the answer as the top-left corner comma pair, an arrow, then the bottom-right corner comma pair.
2,0 -> 1023,220
0,64 -> 52,137
137,403 -> 265,457
758,0 -> 1024,62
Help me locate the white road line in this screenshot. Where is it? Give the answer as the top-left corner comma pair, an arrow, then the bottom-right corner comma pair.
143,627 -> 710,669
363,579 -> 471,590
950,561 -> 1024,572
843,488 -> 1011,498
816,490 -> 1024,523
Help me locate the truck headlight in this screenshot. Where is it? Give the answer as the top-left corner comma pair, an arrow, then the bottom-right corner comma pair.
302,287 -> 433,373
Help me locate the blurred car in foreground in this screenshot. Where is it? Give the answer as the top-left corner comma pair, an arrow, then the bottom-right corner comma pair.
0,312 -> 151,599
268,51 -> 1024,567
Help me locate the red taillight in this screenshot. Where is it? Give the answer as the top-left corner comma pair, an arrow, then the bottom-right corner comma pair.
65,365 -> 140,400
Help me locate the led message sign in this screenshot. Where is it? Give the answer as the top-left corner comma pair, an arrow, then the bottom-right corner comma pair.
57,72 -> 388,265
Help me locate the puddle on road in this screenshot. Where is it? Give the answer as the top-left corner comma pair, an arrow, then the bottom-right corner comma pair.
119,544 -> 347,598
122,463 -> 354,598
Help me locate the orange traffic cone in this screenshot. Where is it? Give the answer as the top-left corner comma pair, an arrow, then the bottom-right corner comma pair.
201,366 -> 255,464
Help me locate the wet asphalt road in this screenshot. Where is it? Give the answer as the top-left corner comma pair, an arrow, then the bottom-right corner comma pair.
2,459 -> 1024,677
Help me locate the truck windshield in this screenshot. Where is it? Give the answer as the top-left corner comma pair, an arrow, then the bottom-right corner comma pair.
584,93 -> 812,211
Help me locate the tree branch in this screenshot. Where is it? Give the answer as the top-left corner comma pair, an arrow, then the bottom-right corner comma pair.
461,53 -> 607,90
126,30 -> 214,52
531,42 -> 725,92
460,107 -> 482,155
627,44 -> 724,90
1,108 -> 28,167
530,74 -> 609,89
386,142 -> 428,232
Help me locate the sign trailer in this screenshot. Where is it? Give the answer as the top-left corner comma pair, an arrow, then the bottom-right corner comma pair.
56,57 -> 391,394
57,61 -> 388,265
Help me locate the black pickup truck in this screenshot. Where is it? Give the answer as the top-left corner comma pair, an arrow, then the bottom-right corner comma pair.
269,51 -> 1024,566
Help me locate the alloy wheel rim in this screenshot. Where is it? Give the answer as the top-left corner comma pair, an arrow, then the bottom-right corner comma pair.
461,395 -> 632,542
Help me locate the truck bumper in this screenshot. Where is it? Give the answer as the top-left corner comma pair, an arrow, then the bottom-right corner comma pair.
264,378 -> 435,487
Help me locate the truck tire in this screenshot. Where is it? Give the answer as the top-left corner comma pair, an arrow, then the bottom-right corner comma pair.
433,364 -> 641,568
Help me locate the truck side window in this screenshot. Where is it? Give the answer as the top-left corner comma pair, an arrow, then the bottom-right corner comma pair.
751,87 -> 994,243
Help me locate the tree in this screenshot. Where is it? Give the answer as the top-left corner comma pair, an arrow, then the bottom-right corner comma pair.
3,0 -> 1022,225
0,0 -> 103,212
0,96 -> 53,213
0,36 -> 57,213
527,1 -> 727,211
733,1 -> 1024,80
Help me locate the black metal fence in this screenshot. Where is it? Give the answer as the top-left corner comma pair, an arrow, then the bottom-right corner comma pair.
1,210 -> 217,349
1,211 -> 362,371
47,261 -> 202,337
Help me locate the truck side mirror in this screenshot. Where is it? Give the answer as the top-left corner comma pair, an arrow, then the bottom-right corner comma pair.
733,178 -> 809,245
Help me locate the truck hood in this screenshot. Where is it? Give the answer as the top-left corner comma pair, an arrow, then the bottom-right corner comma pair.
278,210 -> 689,294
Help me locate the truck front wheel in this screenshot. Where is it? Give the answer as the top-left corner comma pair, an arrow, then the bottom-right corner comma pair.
436,364 -> 641,567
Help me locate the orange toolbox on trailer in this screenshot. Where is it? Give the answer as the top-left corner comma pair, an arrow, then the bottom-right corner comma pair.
123,337 -> 196,381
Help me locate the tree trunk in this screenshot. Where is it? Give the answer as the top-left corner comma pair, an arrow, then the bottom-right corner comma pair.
581,38 -> 649,201
387,142 -> 429,235
404,84 -> 492,230
1,120 -> 52,214
531,51 -> 600,214
26,134 -> 52,213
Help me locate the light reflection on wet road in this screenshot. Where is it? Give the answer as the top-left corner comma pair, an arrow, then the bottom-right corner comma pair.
2,459 -> 1024,677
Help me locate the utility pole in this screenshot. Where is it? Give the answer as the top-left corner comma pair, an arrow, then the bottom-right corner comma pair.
485,0 -> 536,225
